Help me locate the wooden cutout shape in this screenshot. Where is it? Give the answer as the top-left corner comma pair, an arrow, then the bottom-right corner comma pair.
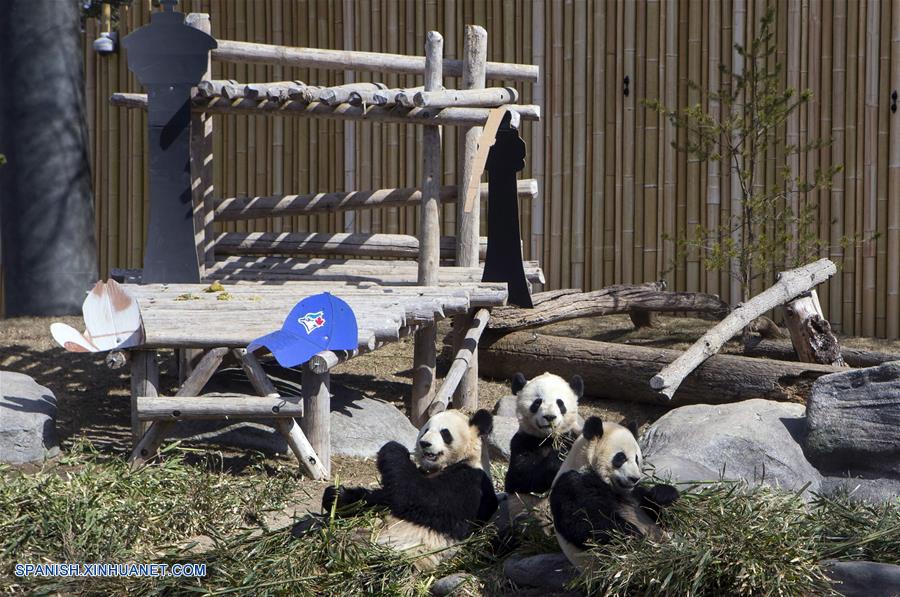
482,112 -> 533,308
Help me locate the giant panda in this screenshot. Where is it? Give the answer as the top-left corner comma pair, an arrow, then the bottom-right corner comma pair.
503,372 -> 583,532
550,416 -> 680,571
322,408 -> 498,571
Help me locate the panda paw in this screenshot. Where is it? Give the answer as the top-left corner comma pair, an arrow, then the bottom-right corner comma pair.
377,441 -> 411,471
646,483 -> 680,507
322,485 -> 342,512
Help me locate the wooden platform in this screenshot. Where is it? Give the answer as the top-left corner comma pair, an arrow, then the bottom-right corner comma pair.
122,276 -> 508,480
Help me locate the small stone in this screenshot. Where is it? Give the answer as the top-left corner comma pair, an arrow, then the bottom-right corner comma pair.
0,371 -> 59,464
642,399 -> 822,494
488,416 -> 519,462
822,560 -> 900,597
431,572 -> 475,596
503,553 -> 577,590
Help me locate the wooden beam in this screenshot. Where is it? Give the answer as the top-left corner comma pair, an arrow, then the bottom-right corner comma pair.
213,180 -> 539,221
300,364 -> 331,477
431,308 -> 490,417
186,13 -> 215,270
414,86 -> 516,109
650,259 -> 838,400
109,93 -> 541,128
137,393 -> 303,420
210,38 -> 539,82
129,350 -> 158,445
412,31 -> 444,429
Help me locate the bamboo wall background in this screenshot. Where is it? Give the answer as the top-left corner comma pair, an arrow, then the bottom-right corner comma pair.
81,0 -> 900,339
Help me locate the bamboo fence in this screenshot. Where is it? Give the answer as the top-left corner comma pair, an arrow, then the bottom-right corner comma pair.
71,0 -> 900,339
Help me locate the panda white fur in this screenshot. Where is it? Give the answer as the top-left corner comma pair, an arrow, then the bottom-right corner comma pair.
550,416 -> 679,571
322,409 -> 497,571
504,371 -> 584,495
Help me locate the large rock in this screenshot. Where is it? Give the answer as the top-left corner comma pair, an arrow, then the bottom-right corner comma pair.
822,560 -> 900,597
642,399 -> 822,493
0,371 -> 59,464
819,476 -> 900,504
503,553 -> 577,590
805,361 -> 900,479
493,395 -> 519,418
329,392 -> 418,458
488,416 -> 519,461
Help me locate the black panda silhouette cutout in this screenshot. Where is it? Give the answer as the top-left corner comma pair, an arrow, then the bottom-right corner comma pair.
122,0 -> 216,283
482,111 -> 533,308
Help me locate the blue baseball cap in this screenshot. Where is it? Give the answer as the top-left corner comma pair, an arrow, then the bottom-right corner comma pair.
248,293 -> 359,367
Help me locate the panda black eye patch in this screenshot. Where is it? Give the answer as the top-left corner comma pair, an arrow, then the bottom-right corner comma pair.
612,452 -> 627,468
529,399 -> 542,413
440,429 -> 453,445
556,399 -> 567,415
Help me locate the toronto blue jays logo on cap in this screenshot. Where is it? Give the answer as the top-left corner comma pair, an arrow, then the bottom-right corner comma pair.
247,293 -> 358,367
298,311 -> 326,334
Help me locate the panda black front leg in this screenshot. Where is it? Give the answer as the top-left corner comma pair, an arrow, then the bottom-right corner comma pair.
633,483 -> 680,522
322,485 -> 389,513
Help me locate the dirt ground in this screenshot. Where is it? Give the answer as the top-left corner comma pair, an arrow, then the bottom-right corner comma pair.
3,313 -> 898,509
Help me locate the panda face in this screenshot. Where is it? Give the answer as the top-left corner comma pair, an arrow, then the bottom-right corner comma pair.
581,417 -> 644,494
414,409 -> 493,473
512,372 -> 583,437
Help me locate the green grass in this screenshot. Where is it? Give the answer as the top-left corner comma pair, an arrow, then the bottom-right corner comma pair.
2,445 -> 898,596
576,481 -> 900,597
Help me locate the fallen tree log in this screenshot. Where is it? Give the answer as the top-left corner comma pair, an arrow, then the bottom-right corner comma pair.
486,283 -> 729,331
743,339 -> 899,369
650,259 -> 837,399
479,332 -> 841,406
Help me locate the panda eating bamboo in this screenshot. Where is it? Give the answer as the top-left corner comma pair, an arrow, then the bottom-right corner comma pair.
322,408 -> 498,571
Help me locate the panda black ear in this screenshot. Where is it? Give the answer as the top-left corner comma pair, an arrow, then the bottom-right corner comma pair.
582,416 -> 604,441
470,409 -> 493,436
511,372 -> 527,395
569,374 -> 584,398
626,420 -> 639,438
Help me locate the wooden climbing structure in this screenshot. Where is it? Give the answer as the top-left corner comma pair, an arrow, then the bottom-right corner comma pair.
110,3 -> 541,478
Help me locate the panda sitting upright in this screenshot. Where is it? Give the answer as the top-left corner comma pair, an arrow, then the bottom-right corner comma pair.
322,409 -> 498,571
503,372 -> 583,531
550,416 -> 680,570
504,372 -> 583,494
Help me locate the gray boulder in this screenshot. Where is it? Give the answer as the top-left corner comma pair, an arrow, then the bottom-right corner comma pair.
171,420 -> 288,453
430,573 -> 475,596
329,392 -> 418,458
820,476 -> 900,504
493,395 -> 519,418
642,399 -> 822,493
0,371 -> 59,464
504,553 -> 577,590
822,560 -> 900,597
488,416 -> 519,461
805,361 -> 900,479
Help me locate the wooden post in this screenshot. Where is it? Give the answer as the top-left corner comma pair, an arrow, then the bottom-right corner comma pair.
784,290 -> 847,367
186,13 -> 215,270
453,25 -> 487,413
300,363 -> 331,477
412,31 -> 443,427
430,308 -> 490,418
129,350 -> 158,446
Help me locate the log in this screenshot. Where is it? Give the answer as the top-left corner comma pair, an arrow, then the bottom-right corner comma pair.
242,80 -> 306,100
196,79 -> 238,98
214,179 -> 538,221
650,259 -> 838,400
211,38 -> 540,82
430,308 -> 490,417
784,290 -> 847,367
351,86 -> 424,107
412,31 -> 444,428
137,393 -> 303,421
414,86 -> 518,109
300,364 -> 331,477
187,13 -> 215,270
317,82 -> 386,106
109,93 -> 540,128
743,339 -> 899,369
487,283 -> 729,331
212,231 -> 487,260
480,332 -> 842,406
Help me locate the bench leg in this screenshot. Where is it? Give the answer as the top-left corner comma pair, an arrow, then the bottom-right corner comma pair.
411,323 -> 437,427
275,418 -> 328,480
129,421 -> 173,469
300,365 -> 331,478
130,350 -> 158,446
452,311 -> 479,411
